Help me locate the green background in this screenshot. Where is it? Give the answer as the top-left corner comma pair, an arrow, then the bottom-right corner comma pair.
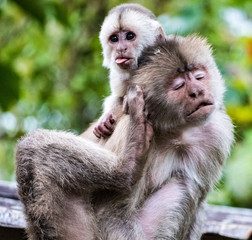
0,0 -> 252,208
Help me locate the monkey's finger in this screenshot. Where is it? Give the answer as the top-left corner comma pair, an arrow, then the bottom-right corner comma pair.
146,121 -> 154,143
135,85 -> 143,96
104,120 -> 114,132
101,114 -> 115,132
144,107 -> 149,119
127,85 -> 144,110
97,126 -> 108,138
97,124 -> 112,136
123,95 -> 129,114
135,85 -> 144,105
93,128 -> 101,138
144,107 -> 152,122
108,114 -> 116,125
128,85 -> 143,98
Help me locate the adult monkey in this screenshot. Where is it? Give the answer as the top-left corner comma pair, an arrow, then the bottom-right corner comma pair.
88,3 -> 165,139
16,36 -> 234,239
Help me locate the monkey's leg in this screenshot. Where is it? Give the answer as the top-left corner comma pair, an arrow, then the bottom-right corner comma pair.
16,131 -> 104,240
184,203 -> 205,240
139,177 -> 204,240
15,130 -> 134,240
14,130 -> 130,239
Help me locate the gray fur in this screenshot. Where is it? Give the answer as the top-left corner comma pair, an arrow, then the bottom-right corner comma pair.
16,36 -> 234,240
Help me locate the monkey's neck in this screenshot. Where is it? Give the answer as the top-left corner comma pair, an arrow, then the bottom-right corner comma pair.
110,68 -> 131,97
154,128 -> 181,141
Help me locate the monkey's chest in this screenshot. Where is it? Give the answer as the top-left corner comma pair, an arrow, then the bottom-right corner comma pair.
143,148 -> 181,189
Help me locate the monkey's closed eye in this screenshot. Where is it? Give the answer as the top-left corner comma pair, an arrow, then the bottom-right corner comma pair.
110,34 -> 119,42
196,76 -> 204,80
194,71 -> 205,80
174,82 -> 185,90
126,32 -> 136,40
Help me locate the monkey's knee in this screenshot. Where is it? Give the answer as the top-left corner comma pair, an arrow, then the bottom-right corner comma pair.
16,129 -> 59,151
16,137 -> 37,203
15,128 -> 70,178
16,129 -> 56,202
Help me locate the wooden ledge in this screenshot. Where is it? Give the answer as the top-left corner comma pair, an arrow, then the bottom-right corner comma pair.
0,181 -> 251,240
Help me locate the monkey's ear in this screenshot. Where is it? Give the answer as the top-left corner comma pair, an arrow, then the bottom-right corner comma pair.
158,27 -> 165,41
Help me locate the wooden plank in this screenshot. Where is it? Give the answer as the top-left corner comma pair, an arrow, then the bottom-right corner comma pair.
0,181 -> 26,229
0,197 -> 26,229
0,181 -> 19,200
203,205 -> 252,240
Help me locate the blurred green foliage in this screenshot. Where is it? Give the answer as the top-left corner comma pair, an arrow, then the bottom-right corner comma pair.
0,0 -> 252,207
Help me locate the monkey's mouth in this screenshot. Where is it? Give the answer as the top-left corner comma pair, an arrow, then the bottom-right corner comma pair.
116,58 -> 134,69
187,101 -> 214,117
116,58 -> 131,64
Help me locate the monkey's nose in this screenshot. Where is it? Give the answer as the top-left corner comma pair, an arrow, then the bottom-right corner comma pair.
117,48 -> 127,53
188,86 -> 204,99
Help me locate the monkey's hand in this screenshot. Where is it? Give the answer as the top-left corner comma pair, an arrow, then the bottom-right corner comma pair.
125,85 -> 153,156
93,113 -> 116,139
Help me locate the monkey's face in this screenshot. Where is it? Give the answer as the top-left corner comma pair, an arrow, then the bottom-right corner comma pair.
99,10 -> 163,71
107,29 -> 139,70
167,67 -> 215,126
132,36 -> 224,132
140,66 -> 216,133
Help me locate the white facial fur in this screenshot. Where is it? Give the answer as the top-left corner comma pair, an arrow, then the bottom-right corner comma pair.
100,10 -> 162,69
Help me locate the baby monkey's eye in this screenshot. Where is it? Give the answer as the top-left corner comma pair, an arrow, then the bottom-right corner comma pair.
109,34 -> 119,42
126,32 -> 136,40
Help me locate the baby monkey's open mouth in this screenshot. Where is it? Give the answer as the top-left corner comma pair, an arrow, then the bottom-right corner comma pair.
116,58 -> 131,64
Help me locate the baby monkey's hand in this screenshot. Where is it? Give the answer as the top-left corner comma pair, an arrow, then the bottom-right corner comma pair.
93,114 -> 116,139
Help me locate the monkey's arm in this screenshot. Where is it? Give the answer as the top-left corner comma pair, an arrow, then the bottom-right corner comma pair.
16,87 -> 152,192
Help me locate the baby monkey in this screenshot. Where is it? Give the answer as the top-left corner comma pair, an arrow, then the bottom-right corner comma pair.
89,3 -> 165,139
16,35 -> 233,239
